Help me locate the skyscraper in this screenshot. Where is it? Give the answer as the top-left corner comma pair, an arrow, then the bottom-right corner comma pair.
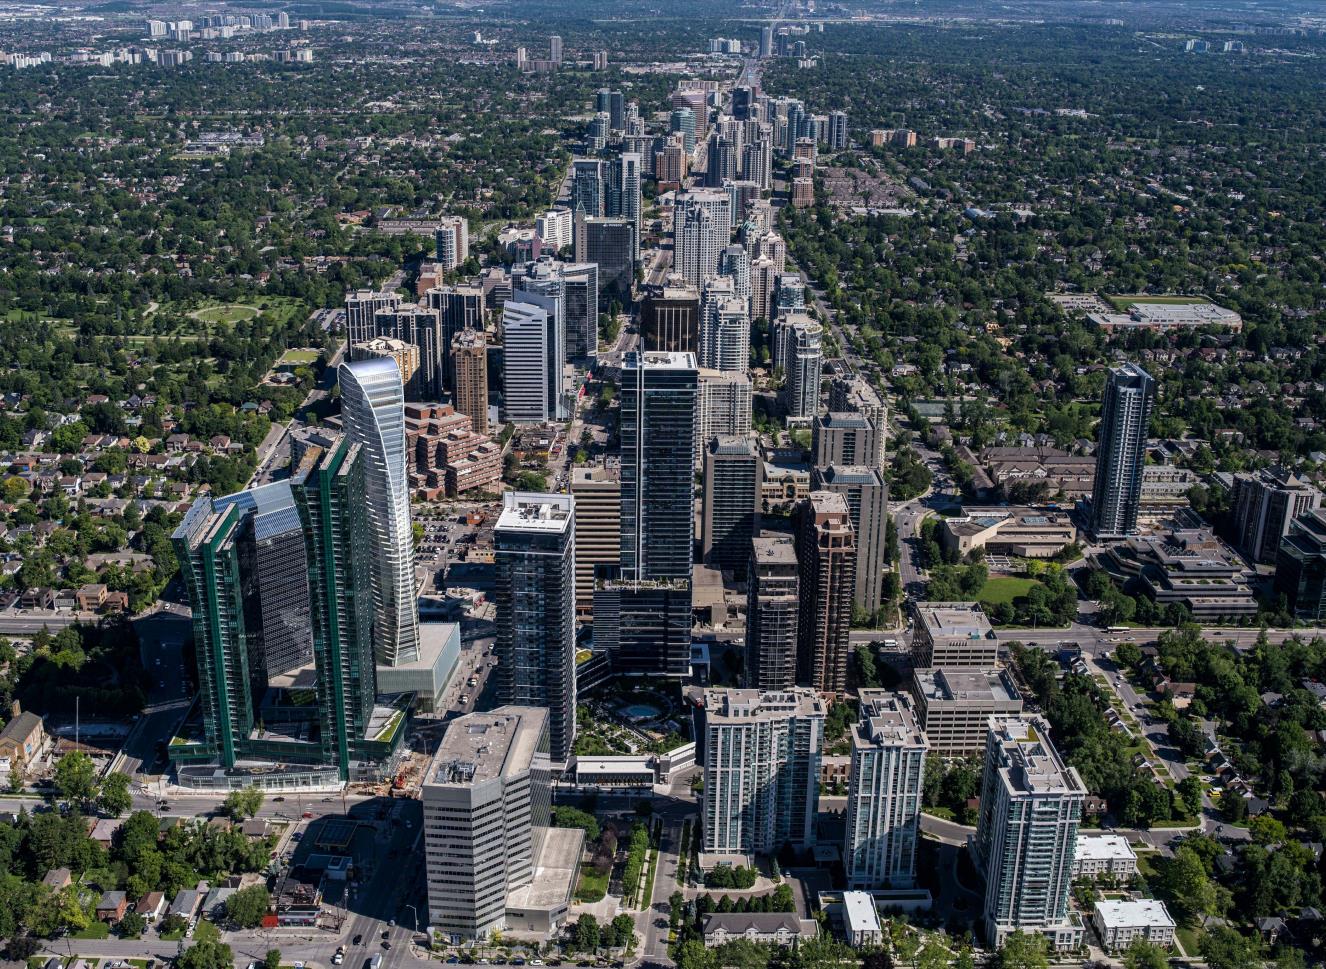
560,262 -> 600,362
745,535 -> 800,691
974,717 -> 1086,950
596,351 -> 697,677
813,412 -> 884,469
641,284 -> 700,354
451,328 -> 489,435
696,368 -> 754,466
675,205 -> 725,291
501,299 -> 558,424
549,34 -> 562,64
845,691 -> 927,889
607,152 -> 642,253
576,216 -> 635,310
1089,362 -> 1156,539
777,313 -> 823,422
570,463 -> 621,618
697,688 -> 825,854
354,337 -> 420,401
494,493 -> 577,764
701,434 -> 762,573
172,438 -> 395,782
700,288 -> 749,373
371,303 -> 443,401
338,358 -> 420,667
571,158 -> 605,217
435,216 -> 469,270
345,289 -> 400,348
425,283 -> 484,393
796,491 -> 856,694
828,110 -> 849,150
813,465 -> 889,615
620,351 -> 698,581
760,25 -> 774,58
1276,509 -> 1326,622
670,106 -> 697,154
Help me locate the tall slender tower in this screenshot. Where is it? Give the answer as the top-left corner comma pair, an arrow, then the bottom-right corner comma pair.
974,716 -> 1086,950
796,491 -> 856,694
451,328 -> 489,435
338,357 -> 420,666
746,535 -> 800,691
494,493 -> 577,764
1090,362 -> 1155,539
845,690 -> 927,889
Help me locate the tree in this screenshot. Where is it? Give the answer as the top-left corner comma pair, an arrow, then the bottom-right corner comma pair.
1200,925 -> 1262,969
99,772 -> 133,817
608,913 -> 635,949
574,913 -> 601,952
551,805 -> 600,841
224,884 -> 271,928
116,911 -> 146,938
54,751 -> 98,806
222,785 -> 264,820
1157,845 -> 1217,923
1122,938 -> 1169,969
995,931 -> 1049,969
264,950 -> 282,969
178,940 -> 236,969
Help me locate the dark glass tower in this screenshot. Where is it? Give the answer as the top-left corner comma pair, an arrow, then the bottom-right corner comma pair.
1090,363 -> 1156,539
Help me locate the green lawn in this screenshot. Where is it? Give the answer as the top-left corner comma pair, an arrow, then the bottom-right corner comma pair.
575,865 -> 609,902
278,349 -> 321,366
190,302 -> 260,324
1176,924 -> 1202,956
978,575 -> 1042,605
72,922 -> 111,939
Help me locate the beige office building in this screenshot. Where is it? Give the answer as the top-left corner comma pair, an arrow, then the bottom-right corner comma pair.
911,667 -> 1023,755
910,601 -> 999,668
570,463 -> 621,618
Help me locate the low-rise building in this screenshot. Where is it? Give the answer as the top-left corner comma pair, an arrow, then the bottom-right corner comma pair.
911,668 -> 1022,755
939,507 -> 1077,559
1072,834 -> 1138,880
841,891 -> 883,947
1093,899 -> 1177,951
0,705 -> 46,770
701,913 -> 818,947
1095,528 -> 1257,620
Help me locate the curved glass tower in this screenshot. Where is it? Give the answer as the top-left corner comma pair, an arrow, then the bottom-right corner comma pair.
338,356 -> 420,665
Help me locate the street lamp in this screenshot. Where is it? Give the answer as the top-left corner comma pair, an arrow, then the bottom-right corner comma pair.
407,903 -> 420,932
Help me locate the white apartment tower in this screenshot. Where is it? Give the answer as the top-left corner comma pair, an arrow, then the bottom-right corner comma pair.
845,691 -> 928,889
699,688 -> 825,855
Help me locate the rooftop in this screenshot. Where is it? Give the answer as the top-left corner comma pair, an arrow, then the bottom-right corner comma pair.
842,891 -> 882,934
1094,898 -> 1176,930
915,601 -> 994,641
1076,833 -> 1137,862
428,706 -> 547,787
915,667 -> 1018,703
751,533 -> 797,566
989,716 -> 1085,796
700,687 -> 826,722
496,491 -> 573,534
855,691 -> 927,750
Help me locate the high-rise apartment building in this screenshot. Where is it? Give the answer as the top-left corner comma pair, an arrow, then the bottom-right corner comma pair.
828,110 -> 849,150
571,158 -> 605,217
696,369 -> 754,466
422,707 -> 555,940
549,34 -> 562,64
813,412 -> 884,469
796,491 -> 856,694
451,328 -> 489,435
701,434 -> 762,574
494,493 -> 577,765
345,289 -> 400,348
750,257 -> 778,322
760,25 -> 774,57
827,376 -> 887,469
641,284 -> 701,354
700,277 -> 750,374
669,106 -> 697,154
1277,508 -> 1326,622
706,135 -> 739,187
171,439 -> 401,782
435,216 -> 470,270
607,152 -> 642,252
697,688 -> 825,855
424,284 -> 484,392
1231,467 -> 1321,565
845,690 -> 927,889
501,299 -> 559,424
675,205 -> 726,291
536,207 -> 574,252
339,358 -> 420,667
370,303 -> 444,401
776,313 -> 823,422
745,535 -> 800,691
717,244 -> 751,304
620,351 -> 698,582
974,717 -> 1086,951
355,336 -> 420,400
570,463 -> 621,618
1090,363 -> 1156,539
814,465 -> 889,614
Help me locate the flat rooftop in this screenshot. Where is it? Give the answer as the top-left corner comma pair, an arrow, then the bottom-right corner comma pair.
915,601 -> 994,641
855,691 -> 926,749
1095,898 -> 1175,929
751,534 -> 797,566
428,706 -> 547,787
1076,833 -> 1136,862
496,492 -> 573,534
700,688 -> 826,721
915,668 -> 1018,703
506,825 -> 583,913
989,716 -> 1084,796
